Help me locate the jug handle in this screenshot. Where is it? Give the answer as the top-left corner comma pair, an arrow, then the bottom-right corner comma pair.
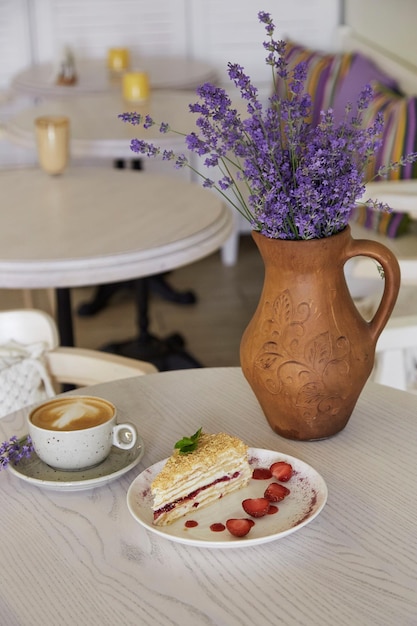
345,237 -> 401,343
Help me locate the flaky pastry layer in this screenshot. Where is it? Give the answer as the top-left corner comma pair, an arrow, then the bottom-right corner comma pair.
151,432 -> 251,526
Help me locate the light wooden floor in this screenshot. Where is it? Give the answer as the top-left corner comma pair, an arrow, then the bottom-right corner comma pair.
0,235 -> 264,368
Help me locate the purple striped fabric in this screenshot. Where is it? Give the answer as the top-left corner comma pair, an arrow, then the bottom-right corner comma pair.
274,42 -> 415,236
332,52 -> 399,122
275,42 -> 399,127
275,41 -> 354,125
361,83 -> 417,182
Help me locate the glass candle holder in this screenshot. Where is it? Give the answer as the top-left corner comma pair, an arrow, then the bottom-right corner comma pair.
34,116 -> 70,175
107,48 -> 130,72
122,71 -> 150,103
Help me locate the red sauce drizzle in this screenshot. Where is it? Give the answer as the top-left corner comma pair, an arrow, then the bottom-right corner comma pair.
210,523 -> 226,532
185,520 -> 198,528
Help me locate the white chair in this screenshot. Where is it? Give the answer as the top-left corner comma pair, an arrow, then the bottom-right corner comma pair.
0,308 -> 60,348
0,308 -> 157,415
373,315 -> 417,392
41,346 -> 158,388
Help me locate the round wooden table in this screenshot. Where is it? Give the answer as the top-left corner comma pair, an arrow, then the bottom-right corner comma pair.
5,89 -> 218,320
0,367 -> 415,625
0,166 -> 232,366
11,56 -> 218,98
5,90 -> 204,160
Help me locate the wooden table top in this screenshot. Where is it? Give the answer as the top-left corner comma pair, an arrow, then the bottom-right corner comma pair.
0,166 -> 232,288
11,56 -> 218,97
5,87 -> 246,161
0,367 -> 415,626
5,90 -> 205,159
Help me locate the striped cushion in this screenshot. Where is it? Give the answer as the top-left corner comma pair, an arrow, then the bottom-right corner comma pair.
332,52 -> 399,122
351,84 -> 417,237
276,42 -> 414,236
361,83 -> 417,182
276,41 -> 354,125
277,42 -> 399,127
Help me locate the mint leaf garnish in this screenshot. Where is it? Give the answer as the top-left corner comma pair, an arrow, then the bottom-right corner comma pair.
174,428 -> 202,454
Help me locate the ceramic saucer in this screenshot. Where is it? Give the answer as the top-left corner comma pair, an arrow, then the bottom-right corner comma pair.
8,434 -> 144,491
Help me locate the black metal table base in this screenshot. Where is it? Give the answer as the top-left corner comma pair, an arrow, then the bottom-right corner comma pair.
100,277 -> 202,371
77,274 -> 196,317
101,331 -> 203,371
56,278 -> 201,371
56,287 -> 74,347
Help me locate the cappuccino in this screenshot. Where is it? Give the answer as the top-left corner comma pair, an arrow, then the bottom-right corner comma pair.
28,395 -> 138,470
30,396 -> 114,431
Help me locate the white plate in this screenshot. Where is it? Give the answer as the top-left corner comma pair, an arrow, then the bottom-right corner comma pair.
8,435 -> 145,491
126,448 -> 327,548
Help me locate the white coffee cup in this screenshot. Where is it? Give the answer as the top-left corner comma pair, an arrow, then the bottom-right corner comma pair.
28,395 -> 137,470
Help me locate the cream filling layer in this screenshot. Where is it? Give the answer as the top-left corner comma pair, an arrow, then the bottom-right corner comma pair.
152,460 -> 252,526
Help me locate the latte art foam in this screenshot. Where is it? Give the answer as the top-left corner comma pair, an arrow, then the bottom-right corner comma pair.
30,397 -> 114,431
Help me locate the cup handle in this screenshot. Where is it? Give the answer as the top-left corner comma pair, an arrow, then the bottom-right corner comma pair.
112,423 -> 137,450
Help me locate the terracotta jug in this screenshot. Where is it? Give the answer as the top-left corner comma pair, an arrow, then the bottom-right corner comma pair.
240,226 -> 401,441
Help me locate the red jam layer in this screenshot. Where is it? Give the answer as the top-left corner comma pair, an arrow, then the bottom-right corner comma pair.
154,471 -> 240,521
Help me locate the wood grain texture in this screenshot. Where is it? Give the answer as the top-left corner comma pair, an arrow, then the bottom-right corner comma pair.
0,368 -> 416,626
0,167 -> 232,288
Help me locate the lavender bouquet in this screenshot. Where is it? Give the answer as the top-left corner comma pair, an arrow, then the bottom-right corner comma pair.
119,11 -> 416,241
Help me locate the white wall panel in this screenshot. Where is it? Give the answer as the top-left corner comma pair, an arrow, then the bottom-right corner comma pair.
0,0 -> 32,88
1,0 -> 340,89
188,0 -> 341,88
345,0 -> 417,72
30,0 -> 189,63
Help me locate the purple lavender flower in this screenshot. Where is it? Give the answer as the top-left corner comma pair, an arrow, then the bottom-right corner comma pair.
118,112 -> 142,125
118,10 -> 417,240
0,435 -> 34,470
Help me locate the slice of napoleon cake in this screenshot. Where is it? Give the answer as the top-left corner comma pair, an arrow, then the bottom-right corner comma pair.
151,429 -> 252,526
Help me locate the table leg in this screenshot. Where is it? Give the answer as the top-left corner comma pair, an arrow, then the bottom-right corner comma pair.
55,288 -> 76,392
77,276 -> 196,317
55,287 -> 74,347
101,278 -> 203,371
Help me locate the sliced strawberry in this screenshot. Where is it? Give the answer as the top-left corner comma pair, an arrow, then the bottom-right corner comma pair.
252,467 -> 272,480
270,461 -> 293,482
226,518 -> 254,537
242,497 -> 271,518
264,482 -> 291,502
